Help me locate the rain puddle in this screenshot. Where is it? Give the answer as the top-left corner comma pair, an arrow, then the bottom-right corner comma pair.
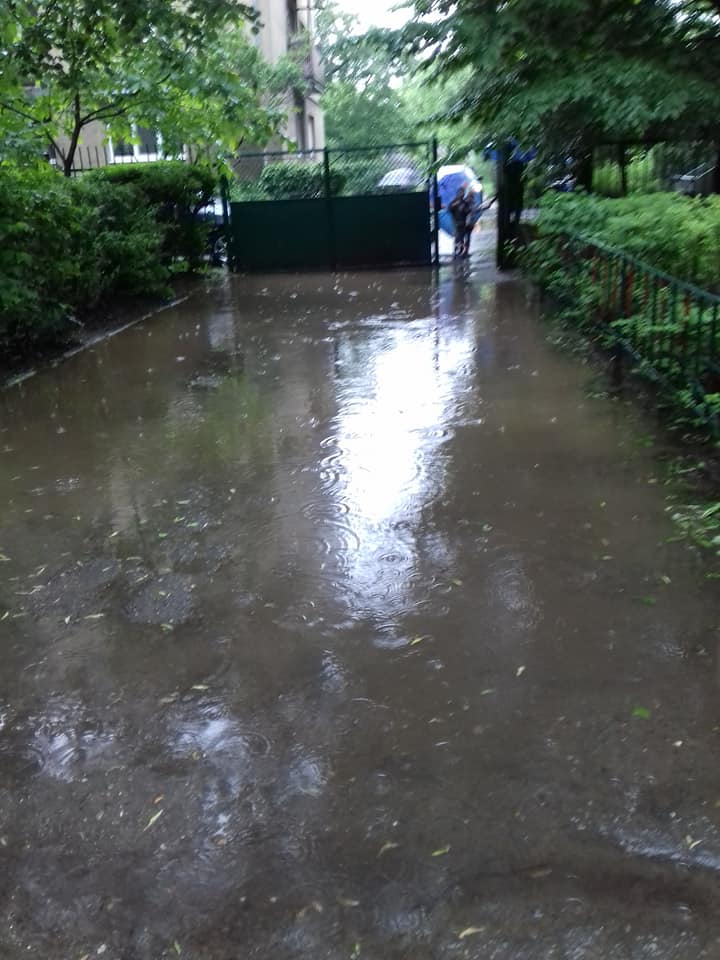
0,265 -> 719,958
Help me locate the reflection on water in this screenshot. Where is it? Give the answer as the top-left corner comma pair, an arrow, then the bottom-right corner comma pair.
0,268 -> 719,958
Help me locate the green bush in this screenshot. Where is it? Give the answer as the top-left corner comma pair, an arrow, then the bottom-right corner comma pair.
523,192 -> 720,436
89,160 -> 216,266
258,161 -> 345,199
331,158 -> 383,196
0,163 -> 172,354
533,191 -> 720,290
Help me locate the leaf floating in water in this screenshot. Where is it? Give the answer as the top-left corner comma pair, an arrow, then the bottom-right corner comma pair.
431,845 -> 450,857
143,809 -> 164,832
458,927 -> 484,940
377,841 -> 400,857
516,666 -> 526,678
410,635 -> 430,646
631,706 -> 651,720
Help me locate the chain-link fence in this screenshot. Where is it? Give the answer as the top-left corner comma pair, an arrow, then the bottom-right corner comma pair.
230,142 -> 434,202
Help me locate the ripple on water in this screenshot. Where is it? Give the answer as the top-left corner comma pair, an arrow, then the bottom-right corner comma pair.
0,701 -> 113,782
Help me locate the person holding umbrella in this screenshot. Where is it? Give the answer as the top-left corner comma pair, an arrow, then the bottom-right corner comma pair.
448,185 -> 472,258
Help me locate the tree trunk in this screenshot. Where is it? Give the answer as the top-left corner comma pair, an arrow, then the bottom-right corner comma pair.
618,143 -> 628,197
577,148 -> 594,193
62,94 -> 82,176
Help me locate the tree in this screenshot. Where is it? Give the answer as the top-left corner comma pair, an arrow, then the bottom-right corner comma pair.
0,0 -> 298,174
400,0 -> 720,186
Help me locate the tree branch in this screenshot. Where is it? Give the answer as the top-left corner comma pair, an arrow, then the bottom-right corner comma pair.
0,99 -> 43,125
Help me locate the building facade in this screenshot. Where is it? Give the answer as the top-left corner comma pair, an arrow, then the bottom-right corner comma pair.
254,0 -> 325,152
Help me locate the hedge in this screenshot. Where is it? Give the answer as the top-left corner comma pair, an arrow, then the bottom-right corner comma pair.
532,191 -> 720,291
88,161 -> 216,266
0,161 -> 217,356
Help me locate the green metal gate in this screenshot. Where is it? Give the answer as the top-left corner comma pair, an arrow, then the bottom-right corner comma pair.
228,142 -> 438,272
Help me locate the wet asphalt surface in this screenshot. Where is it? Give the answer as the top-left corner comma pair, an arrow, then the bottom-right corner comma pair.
1,258 -> 720,958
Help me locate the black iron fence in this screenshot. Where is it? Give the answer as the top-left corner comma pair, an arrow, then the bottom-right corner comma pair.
592,143 -> 717,198
552,233 -> 720,427
522,142 -> 717,206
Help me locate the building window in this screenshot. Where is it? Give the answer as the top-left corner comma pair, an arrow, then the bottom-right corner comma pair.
294,92 -> 307,151
287,0 -> 298,33
109,125 -> 162,162
308,115 -> 316,152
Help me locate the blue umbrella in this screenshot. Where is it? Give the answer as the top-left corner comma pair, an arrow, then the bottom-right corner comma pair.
435,165 -> 482,236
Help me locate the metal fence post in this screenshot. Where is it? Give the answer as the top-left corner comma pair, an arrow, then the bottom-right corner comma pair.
431,136 -> 440,268
496,143 -> 510,270
220,174 -> 234,272
323,147 -> 337,271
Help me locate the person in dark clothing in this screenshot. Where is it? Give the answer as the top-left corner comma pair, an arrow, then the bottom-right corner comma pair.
448,186 -> 471,258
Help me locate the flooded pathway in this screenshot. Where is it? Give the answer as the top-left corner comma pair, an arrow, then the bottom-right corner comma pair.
1,264 -> 719,958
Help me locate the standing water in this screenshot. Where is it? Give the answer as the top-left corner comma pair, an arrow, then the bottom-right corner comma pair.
1,266 -> 719,958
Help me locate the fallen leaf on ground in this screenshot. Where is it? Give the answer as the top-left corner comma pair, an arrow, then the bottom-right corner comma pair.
516,666 -> 526,677
173,942 -> 182,956
337,897 -> 360,907
143,809 -> 164,832
377,841 -> 400,857
451,579 -> 463,587
458,927 -> 484,940
529,867 -> 553,879
631,706 -> 651,720
481,688 -> 495,696
431,845 -> 450,857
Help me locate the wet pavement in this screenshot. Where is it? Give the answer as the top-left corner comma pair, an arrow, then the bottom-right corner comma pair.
1,261 -> 720,959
